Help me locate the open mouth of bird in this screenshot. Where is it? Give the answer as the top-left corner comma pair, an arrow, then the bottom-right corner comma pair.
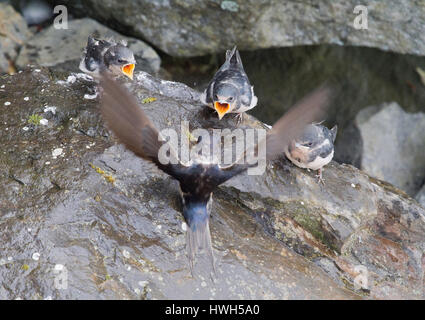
214,101 -> 230,119
121,64 -> 135,80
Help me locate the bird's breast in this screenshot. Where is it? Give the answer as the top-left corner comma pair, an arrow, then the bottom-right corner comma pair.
306,150 -> 334,170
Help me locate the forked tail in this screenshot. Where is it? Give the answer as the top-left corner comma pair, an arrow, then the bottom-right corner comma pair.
185,210 -> 215,276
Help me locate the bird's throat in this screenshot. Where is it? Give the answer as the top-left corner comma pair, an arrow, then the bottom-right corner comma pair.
214,101 -> 230,119
121,64 -> 135,80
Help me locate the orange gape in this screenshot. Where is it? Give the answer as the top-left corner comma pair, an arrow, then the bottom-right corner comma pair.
122,64 -> 135,79
214,101 -> 230,114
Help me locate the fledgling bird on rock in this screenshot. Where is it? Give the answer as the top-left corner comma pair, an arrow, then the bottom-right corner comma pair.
200,46 -> 257,122
100,75 -> 330,274
285,123 -> 337,184
79,35 -> 136,80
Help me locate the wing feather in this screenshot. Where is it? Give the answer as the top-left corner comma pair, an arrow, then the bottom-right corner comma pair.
100,76 -> 187,179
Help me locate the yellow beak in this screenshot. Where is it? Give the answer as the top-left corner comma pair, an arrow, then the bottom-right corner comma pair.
214,101 -> 230,120
121,64 -> 135,80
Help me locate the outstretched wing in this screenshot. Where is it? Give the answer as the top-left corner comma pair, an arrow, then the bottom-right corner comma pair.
266,86 -> 331,160
100,76 -> 188,180
217,85 -> 332,182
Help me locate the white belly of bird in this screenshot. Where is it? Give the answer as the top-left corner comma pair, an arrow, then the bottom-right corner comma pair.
307,150 -> 334,170
285,149 -> 334,171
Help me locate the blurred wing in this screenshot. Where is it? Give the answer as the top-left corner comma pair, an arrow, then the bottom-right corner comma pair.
100,76 -> 187,179
266,86 -> 331,160
218,85 -> 331,180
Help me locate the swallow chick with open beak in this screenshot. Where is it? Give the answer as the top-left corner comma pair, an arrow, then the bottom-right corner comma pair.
200,46 -> 257,122
285,123 -> 337,184
79,35 -> 136,80
100,75 -> 330,275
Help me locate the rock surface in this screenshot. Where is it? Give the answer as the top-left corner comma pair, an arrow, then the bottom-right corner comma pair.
0,3 -> 31,73
416,185 -> 425,209
0,68 -> 424,299
16,18 -> 161,74
337,102 -> 425,197
49,0 -> 425,57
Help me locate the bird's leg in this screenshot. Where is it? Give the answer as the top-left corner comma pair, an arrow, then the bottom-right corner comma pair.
316,168 -> 325,185
234,113 -> 243,125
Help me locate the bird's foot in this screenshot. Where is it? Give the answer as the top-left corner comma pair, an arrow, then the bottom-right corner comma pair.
234,113 -> 243,125
316,169 -> 325,185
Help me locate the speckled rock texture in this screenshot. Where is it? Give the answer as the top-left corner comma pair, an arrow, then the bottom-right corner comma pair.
0,3 -> 31,73
0,68 -> 424,299
16,18 -> 161,74
49,0 -> 425,57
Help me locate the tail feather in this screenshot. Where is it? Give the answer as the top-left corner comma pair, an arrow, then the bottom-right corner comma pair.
225,45 -> 243,69
186,218 -> 215,275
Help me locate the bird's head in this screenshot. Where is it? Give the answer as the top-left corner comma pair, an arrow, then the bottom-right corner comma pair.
105,45 -> 136,80
288,124 -> 325,164
213,83 -> 238,120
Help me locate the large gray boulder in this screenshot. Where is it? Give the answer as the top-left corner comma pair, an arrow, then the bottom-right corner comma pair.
0,3 -> 31,73
337,102 -> 425,197
49,0 -> 425,57
0,68 -> 424,299
16,18 -> 161,74
416,185 -> 425,209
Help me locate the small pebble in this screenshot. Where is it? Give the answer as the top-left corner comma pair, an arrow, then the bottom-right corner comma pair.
351,183 -> 356,188
4,101 -> 11,106
181,222 -> 187,232
22,127 -> 29,131
52,148 -> 63,158
32,252 -> 40,261
54,264 -> 64,271
40,118 -> 48,126
138,281 -> 148,287
44,106 -> 56,114
1,85 -> 5,88
122,250 -> 130,259
24,97 -> 29,101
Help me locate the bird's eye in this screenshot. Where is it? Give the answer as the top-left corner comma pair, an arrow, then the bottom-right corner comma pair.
118,59 -> 126,64
227,97 -> 234,102
296,157 -> 301,162
214,94 -> 218,100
